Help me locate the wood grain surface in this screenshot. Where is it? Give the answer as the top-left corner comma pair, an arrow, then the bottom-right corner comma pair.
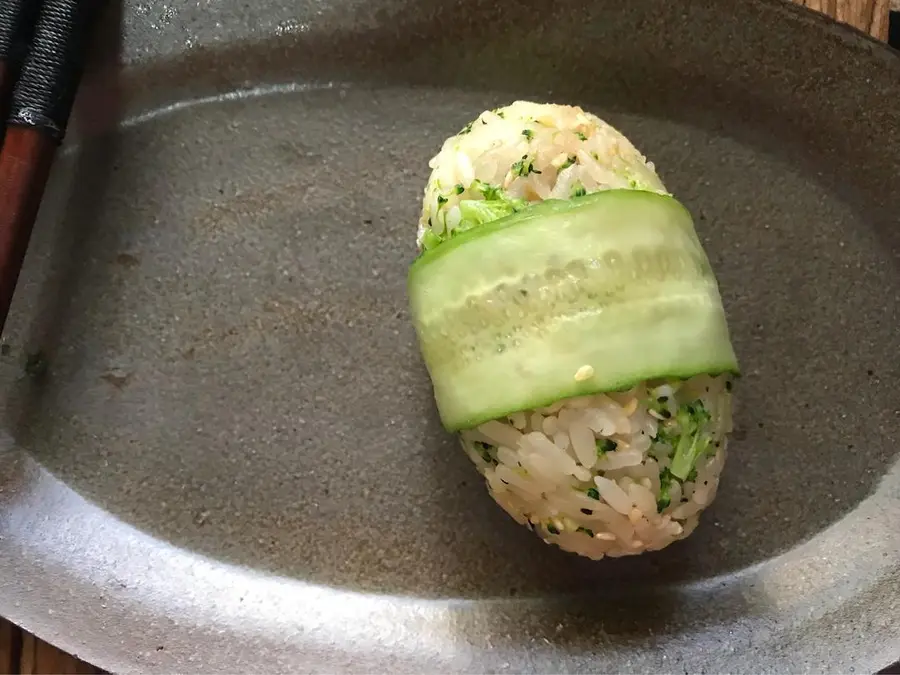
0,0 -> 891,672
793,0 -> 891,39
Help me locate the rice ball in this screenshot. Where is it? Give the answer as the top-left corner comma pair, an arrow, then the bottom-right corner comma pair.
415,102 -> 735,559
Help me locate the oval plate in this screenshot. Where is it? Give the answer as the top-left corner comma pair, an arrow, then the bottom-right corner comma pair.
1,0 -> 899,672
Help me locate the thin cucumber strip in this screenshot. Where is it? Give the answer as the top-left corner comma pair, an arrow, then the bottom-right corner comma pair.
408,189 -> 739,431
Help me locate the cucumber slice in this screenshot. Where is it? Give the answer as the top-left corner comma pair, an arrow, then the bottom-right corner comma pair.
408,189 -> 739,431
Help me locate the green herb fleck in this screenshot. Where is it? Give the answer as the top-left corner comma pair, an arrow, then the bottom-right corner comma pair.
560,155 -> 577,170
436,195 -> 448,207
547,523 -> 560,535
459,121 -> 474,135
474,441 -> 498,465
571,183 -> 587,198
521,129 -> 534,141
575,131 -> 588,141
596,438 -> 617,457
576,526 -> 594,537
586,487 -> 600,500
455,184 -> 465,195
510,155 -> 541,177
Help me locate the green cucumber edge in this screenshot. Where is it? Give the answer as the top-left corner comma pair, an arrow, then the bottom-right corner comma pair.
410,189 -> 687,278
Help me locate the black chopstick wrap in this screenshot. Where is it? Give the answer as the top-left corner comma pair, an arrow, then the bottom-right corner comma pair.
0,0 -> 39,60
6,0 -> 105,142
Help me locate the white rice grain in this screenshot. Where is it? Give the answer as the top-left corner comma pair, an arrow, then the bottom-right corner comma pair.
596,449 -> 644,471
542,416 -> 559,437
478,420 -> 522,448
628,482 -> 658,515
509,411 -> 527,430
525,432 -> 578,475
595,476 -> 633,515
569,418 -> 597,469
552,431 -> 570,450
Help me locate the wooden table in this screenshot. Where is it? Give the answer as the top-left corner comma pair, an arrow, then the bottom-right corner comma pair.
0,0 -> 893,672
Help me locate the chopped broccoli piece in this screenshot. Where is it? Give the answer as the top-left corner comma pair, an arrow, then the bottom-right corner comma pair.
453,182 -> 527,233
586,487 -> 600,500
421,181 -> 528,250
596,438 -> 617,457
457,199 -> 524,230
472,179 -> 503,200
657,468 -> 673,512
510,155 -> 541,177
669,400 -> 713,480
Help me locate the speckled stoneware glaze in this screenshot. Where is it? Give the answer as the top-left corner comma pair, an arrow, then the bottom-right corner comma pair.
0,0 -> 898,672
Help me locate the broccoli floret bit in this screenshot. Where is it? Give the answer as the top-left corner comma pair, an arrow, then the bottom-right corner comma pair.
595,438 -> 617,458
669,400 -> 715,480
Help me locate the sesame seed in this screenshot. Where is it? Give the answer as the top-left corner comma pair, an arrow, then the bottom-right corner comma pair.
574,364 -> 594,381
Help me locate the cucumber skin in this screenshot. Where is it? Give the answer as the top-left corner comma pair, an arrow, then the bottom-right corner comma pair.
408,190 -> 740,432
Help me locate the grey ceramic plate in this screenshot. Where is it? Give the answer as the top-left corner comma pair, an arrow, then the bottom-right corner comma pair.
1,0 -> 899,672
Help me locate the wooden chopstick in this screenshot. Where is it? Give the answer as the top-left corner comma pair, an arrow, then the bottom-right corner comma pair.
0,0 -> 107,333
